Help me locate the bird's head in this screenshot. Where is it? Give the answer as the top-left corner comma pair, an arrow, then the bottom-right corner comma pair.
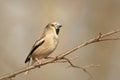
45,22 -> 62,35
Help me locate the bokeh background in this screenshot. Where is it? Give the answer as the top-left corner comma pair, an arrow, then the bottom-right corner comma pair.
0,0 -> 120,80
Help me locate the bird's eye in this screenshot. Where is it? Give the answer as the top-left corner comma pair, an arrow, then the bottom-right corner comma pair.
51,24 -> 54,26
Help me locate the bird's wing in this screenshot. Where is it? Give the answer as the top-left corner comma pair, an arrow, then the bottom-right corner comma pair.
25,35 -> 45,63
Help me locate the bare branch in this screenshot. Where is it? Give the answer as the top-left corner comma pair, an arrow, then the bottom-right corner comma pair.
57,29 -> 120,58
99,37 -> 120,41
63,57 -> 100,79
100,29 -> 120,38
0,28 -> 120,80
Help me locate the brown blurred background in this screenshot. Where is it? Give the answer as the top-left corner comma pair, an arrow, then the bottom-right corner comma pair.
0,0 -> 120,80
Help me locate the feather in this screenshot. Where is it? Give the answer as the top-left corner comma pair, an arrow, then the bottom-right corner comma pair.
25,36 -> 45,63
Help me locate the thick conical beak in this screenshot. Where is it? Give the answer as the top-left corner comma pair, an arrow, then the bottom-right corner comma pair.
56,23 -> 62,29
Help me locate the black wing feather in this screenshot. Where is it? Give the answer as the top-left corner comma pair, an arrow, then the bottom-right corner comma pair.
25,40 -> 45,63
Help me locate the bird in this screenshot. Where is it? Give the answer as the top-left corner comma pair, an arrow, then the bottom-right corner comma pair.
25,22 -> 62,68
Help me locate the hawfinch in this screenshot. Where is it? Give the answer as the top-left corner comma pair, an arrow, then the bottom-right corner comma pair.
25,22 -> 62,66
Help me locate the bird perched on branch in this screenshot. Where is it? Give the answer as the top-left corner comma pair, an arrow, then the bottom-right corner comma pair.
25,22 -> 62,69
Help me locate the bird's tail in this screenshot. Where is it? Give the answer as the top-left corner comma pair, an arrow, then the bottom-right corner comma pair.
25,58 -> 34,75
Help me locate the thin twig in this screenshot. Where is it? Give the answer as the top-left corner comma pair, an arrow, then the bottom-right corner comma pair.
101,29 -> 120,38
63,57 -> 93,79
62,57 -> 100,79
99,37 -> 120,41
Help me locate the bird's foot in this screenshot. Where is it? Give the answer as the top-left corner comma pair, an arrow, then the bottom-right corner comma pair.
35,58 -> 42,68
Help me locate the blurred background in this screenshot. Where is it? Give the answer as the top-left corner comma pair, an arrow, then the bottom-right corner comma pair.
0,0 -> 120,80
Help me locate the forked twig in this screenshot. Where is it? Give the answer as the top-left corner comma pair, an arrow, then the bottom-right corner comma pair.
0,29 -> 120,80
